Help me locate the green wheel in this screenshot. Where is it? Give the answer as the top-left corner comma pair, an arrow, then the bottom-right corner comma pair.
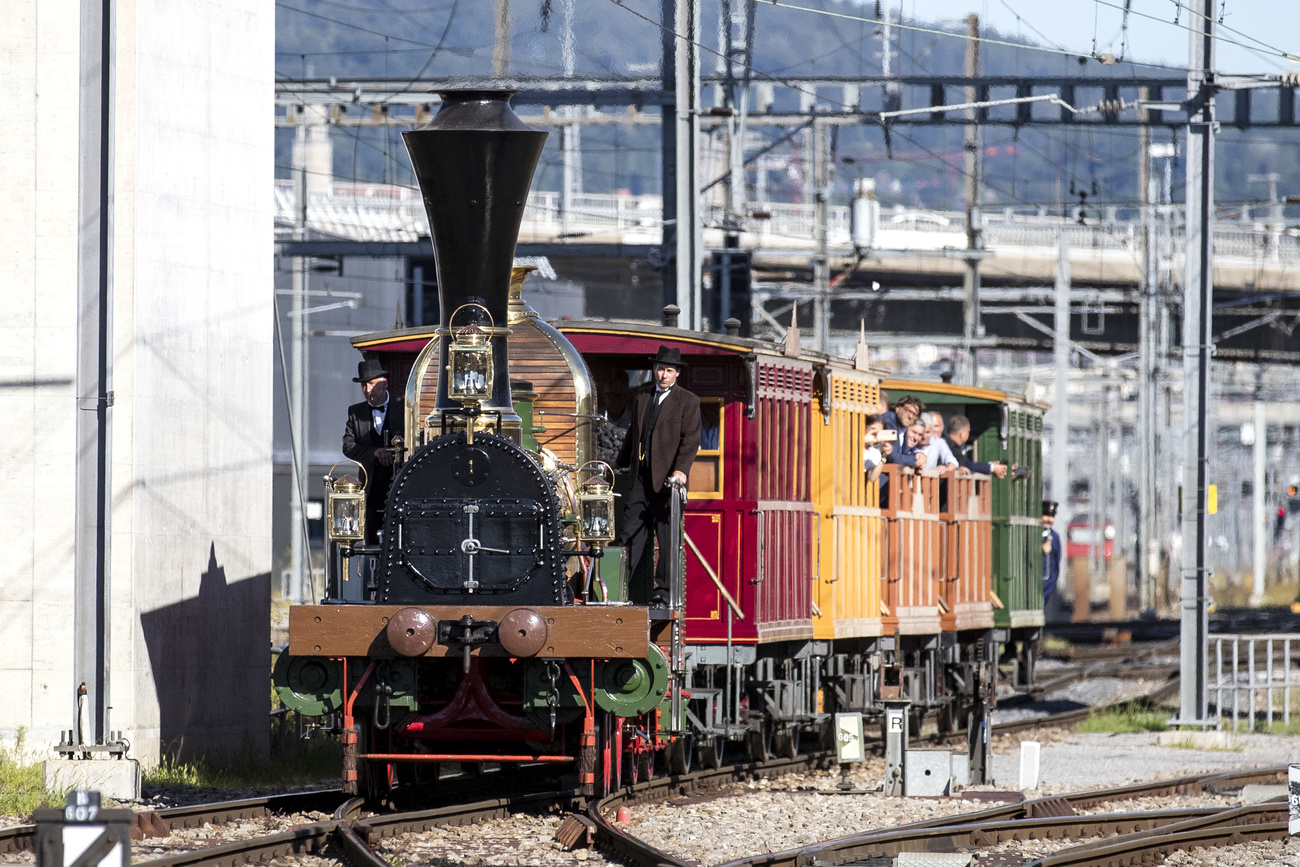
593,645 -> 669,718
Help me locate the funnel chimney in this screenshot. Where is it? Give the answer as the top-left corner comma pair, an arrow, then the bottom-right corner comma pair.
402,90 -> 548,436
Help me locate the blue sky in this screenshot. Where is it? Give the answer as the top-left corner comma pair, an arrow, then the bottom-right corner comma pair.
880,0 -> 1299,73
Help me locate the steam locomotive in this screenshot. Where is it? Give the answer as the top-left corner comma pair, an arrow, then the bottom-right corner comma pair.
272,90 -> 1046,799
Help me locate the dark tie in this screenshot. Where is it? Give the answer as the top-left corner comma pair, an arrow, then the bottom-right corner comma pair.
639,391 -> 665,465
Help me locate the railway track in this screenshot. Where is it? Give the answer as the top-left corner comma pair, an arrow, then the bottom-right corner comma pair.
0,790 -> 344,857
714,768 -> 1287,867
4,682 -> 1261,867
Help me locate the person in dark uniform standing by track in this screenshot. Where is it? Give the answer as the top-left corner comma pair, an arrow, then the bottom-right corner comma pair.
342,359 -> 405,544
1041,500 -> 1063,605
616,346 -> 701,606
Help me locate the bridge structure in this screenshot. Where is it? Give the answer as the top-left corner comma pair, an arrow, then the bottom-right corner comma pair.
275,179 -> 1300,363
274,71 -> 1300,363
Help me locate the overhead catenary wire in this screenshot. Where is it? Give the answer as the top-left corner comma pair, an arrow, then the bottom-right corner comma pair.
759,0 -> 1108,62
1091,0 -> 1300,66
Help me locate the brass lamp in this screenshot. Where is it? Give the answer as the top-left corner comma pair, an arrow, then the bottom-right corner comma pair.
576,462 -> 617,546
325,462 -> 368,545
446,303 -> 494,407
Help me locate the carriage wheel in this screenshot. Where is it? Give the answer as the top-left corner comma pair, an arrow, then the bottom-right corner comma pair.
773,726 -> 800,759
936,701 -> 957,736
666,734 -> 694,775
745,720 -> 774,762
695,734 -> 725,770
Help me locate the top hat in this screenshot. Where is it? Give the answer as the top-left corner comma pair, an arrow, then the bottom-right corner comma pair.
649,345 -> 687,369
1042,500 -> 1058,517
353,359 -> 389,383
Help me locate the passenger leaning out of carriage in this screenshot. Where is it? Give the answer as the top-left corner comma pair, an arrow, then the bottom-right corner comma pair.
881,394 -> 922,438
862,414 -> 894,484
918,413 -> 959,474
945,415 -> 1009,479
883,396 -> 927,471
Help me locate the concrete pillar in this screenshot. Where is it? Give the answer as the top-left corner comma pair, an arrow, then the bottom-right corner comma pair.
2,0 -> 274,762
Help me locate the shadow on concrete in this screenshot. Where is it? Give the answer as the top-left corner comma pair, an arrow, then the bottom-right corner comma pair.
140,544 -> 270,763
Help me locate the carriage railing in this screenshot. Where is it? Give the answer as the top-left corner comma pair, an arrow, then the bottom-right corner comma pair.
940,473 -> 994,614
666,479 -> 688,732
1209,633 -> 1300,730
879,466 -> 943,617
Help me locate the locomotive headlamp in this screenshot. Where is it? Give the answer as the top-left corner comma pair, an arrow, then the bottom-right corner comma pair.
576,462 -> 617,545
447,303 -> 494,406
325,462 -> 367,544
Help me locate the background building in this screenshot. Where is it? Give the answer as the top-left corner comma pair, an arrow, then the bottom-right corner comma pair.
2,1 -> 274,763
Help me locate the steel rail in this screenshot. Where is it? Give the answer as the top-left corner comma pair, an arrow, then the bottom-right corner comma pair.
1027,799 -> 1287,867
714,767 -> 1287,867
990,677 -> 1182,736
0,788 -> 345,857
137,822 -> 343,867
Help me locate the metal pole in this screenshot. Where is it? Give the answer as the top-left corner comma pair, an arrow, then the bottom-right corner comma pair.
1178,0 -> 1216,728
1092,383 -> 1109,599
674,0 -> 701,330
74,0 -> 115,746
1137,101 -> 1155,614
813,119 -> 829,353
290,165 -> 307,603
962,13 -> 982,386
559,0 -> 579,240
492,0 -> 510,78
1052,233 -> 1071,523
1252,402 -> 1266,605
659,0 -> 676,312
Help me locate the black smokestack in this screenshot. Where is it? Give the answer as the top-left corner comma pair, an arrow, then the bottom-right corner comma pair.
402,90 -> 548,418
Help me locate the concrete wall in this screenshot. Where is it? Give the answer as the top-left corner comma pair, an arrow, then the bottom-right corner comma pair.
1,0 -> 274,765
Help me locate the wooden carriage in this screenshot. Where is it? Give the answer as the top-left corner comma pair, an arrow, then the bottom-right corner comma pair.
881,380 -> 1044,640
559,324 -> 818,648
810,363 -> 885,641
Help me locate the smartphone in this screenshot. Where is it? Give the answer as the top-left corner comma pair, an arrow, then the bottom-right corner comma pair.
877,429 -> 898,443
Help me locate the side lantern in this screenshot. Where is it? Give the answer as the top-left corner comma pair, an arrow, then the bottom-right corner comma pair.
325,463 -> 367,544
576,461 -> 617,546
447,303 -> 494,406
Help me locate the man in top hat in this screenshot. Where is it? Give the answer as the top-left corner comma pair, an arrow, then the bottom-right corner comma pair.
1041,500 -> 1062,604
342,359 -> 406,544
616,346 -> 701,606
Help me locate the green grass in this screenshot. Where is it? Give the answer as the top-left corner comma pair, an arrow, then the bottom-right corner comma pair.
145,734 -> 342,791
0,729 -> 64,817
1164,735 -> 1243,752
1075,702 -> 1170,734
1221,718 -> 1300,736
1041,635 -> 1071,654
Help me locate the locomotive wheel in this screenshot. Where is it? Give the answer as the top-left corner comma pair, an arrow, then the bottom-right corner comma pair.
636,750 -> 655,782
624,747 -> 639,786
666,734 -> 693,775
695,734 -> 724,770
354,726 -> 393,805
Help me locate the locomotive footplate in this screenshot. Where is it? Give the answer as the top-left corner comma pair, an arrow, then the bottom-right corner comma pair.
289,604 -> 650,659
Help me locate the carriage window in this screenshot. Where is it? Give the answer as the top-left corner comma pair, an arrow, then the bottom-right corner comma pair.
690,399 -> 723,498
